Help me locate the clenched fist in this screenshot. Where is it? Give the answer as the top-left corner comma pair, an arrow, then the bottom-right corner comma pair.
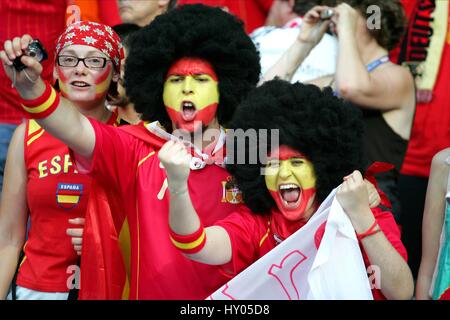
336,170 -> 370,220
158,140 -> 192,189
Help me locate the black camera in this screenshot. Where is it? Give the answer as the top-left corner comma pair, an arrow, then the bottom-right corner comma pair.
320,9 -> 334,20
13,39 -> 48,71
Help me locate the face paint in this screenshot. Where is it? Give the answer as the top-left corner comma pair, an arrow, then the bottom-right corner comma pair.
56,58 -> 112,103
163,57 -> 219,132
265,145 -> 317,222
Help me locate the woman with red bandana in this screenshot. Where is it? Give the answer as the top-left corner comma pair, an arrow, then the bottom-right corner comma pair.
0,21 -> 124,300
161,80 -> 414,300
1,5 -> 261,299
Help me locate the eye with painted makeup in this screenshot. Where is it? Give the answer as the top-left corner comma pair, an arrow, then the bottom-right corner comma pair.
193,75 -> 210,83
290,158 -> 305,166
168,76 -> 184,83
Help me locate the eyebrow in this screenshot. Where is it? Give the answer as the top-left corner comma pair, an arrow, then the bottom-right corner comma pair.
61,49 -> 105,56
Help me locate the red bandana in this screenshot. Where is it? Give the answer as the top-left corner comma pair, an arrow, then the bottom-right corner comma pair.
55,21 -> 124,72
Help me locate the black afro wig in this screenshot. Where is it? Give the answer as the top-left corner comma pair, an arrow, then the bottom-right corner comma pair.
226,79 -> 364,215
125,4 -> 261,130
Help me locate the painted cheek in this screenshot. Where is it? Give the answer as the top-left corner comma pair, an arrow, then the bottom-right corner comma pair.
291,161 -> 316,190
56,66 -> 70,97
265,168 -> 279,192
94,64 -> 112,99
163,80 -> 181,112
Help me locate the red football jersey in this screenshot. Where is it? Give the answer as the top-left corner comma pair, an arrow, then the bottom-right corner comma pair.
17,113 -> 120,292
80,120 -> 244,299
216,206 -> 407,300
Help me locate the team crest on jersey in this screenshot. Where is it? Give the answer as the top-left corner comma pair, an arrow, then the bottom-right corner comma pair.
56,183 -> 83,210
221,176 -> 243,204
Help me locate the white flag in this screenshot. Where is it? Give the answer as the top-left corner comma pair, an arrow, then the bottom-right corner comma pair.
207,188 -> 373,300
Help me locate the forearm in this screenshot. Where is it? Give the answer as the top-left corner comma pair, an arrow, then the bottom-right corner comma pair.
416,271 -> 433,300
261,39 -> 315,84
354,213 -> 413,300
168,182 -> 231,265
168,182 -> 201,235
0,245 -> 23,299
17,78 -> 95,158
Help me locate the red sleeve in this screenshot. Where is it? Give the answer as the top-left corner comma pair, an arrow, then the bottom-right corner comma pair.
214,207 -> 265,277
74,118 -> 139,191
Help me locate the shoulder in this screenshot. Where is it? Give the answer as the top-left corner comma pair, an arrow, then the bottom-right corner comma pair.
431,148 -> 450,166
376,63 -> 414,89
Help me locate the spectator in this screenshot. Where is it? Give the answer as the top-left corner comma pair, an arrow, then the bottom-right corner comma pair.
254,0 -> 338,84
267,1 -> 415,222
117,0 -> 178,27
109,23 -> 142,124
178,0 -> 273,33
397,0 -> 450,279
416,148 -> 450,300
0,21 -> 124,300
162,80 -> 414,300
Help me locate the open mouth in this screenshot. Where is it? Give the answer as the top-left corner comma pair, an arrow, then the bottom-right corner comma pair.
181,101 -> 197,121
70,81 -> 91,88
278,184 -> 301,209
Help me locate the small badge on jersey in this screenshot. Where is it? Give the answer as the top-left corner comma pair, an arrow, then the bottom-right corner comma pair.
56,183 -> 83,210
221,176 -> 243,204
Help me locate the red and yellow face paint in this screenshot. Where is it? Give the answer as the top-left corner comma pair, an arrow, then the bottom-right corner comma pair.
265,145 -> 317,222
57,62 -> 112,102
163,57 -> 219,132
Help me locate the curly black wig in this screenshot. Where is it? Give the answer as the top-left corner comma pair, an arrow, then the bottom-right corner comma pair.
125,4 -> 261,130
226,80 -> 364,215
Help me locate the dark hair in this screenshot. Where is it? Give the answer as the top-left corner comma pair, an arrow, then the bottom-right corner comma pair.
125,4 -> 260,130
341,0 -> 406,50
112,23 -> 142,49
226,80 -> 364,215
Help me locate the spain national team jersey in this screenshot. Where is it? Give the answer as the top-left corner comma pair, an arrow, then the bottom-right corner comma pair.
17,113 -> 121,293
80,119 -> 243,299
216,206 -> 408,300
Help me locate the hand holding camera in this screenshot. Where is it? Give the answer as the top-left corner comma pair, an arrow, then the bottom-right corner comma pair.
13,39 -> 48,71
1,35 -> 47,91
1,34 -> 46,98
297,6 -> 333,46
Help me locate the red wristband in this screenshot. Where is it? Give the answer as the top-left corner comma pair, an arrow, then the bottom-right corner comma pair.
356,220 -> 380,241
20,81 -> 60,119
169,225 -> 206,254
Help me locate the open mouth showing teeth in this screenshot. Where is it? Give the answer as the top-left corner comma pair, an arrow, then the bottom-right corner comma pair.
279,184 -> 301,208
71,81 -> 90,88
181,101 -> 197,121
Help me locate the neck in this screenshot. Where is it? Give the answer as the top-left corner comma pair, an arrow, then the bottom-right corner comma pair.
358,40 -> 388,65
172,118 -> 221,151
76,99 -> 111,123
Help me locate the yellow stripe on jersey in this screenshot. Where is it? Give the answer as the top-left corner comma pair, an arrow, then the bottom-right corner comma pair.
27,129 -> 45,146
138,151 -> 155,167
259,220 -> 271,247
28,120 -> 42,136
118,218 -> 131,300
